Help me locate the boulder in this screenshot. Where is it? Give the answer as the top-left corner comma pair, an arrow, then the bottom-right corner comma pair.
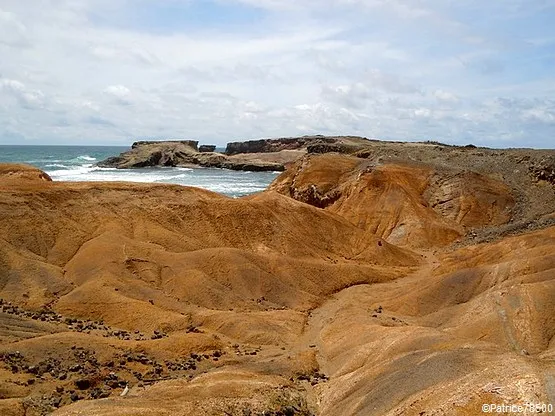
199,145 -> 217,153
98,141 -> 199,169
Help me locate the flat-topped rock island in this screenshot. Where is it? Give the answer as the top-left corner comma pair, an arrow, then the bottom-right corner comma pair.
96,135 -> 375,171
97,140 -> 285,172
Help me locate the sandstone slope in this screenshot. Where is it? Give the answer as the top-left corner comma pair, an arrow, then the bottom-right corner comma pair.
270,146 -> 555,248
0,156 -> 554,416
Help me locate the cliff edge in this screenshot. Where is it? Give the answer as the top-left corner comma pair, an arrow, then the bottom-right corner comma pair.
224,135 -> 371,155
97,136 -> 378,171
97,140 -> 285,172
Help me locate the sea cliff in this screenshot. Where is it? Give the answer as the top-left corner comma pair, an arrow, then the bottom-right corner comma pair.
97,140 -> 285,171
97,136 -> 379,171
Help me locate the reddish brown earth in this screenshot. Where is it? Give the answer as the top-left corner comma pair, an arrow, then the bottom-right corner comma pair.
0,143 -> 554,416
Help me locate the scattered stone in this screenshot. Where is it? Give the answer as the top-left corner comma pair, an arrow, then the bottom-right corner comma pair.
89,388 -> 102,399
99,390 -> 111,399
51,395 -> 62,408
186,325 -> 202,333
75,378 -> 91,390
69,364 -> 82,372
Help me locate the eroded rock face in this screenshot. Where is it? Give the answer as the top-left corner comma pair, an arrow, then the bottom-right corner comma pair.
270,147 -> 554,248
225,137 -> 324,155
97,141 -> 198,168
1,145 -> 555,416
425,171 -> 515,228
224,135 -> 370,155
271,155 -> 467,248
199,145 -> 216,153
131,140 -> 199,151
97,141 -> 284,171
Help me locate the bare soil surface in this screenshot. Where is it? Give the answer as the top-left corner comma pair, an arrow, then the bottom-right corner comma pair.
0,141 -> 554,416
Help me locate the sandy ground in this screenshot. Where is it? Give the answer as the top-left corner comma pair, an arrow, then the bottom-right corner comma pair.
0,144 -> 554,415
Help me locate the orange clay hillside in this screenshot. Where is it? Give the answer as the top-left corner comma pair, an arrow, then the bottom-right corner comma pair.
0,141 -> 554,416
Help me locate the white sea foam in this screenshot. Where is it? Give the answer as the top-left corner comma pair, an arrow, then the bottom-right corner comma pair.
166,173 -> 190,179
44,163 -> 278,197
27,159 -> 65,164
44,163 -> 71,169
48,167 -> 194,184
76,155 -> 96,161
48,166 -> 97,177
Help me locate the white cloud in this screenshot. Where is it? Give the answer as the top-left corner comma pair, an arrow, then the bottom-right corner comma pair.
322,82 -> 372,109
414,108 -> 432,118
0,79 -> 26,92
365,69 -> 421,94
522,108 -> 555,124
0,8 -> 29,47
0,0 -> 552,147
434,90 -> 459,103
104,85 -> 131,98
103,85 -> 134,106
80,100 -> 101,112
224,0 -> 431,18
0,78 -> 46,109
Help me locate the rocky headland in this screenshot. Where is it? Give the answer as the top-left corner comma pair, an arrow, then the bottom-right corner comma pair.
97,140 -> 290,172
1,139 -> 555,416
97,140 -> 285,172
223,135 -> 370,155
96,136 -> 378,172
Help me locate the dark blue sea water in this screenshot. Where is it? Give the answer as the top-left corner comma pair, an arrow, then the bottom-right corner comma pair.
0,146 -> 279,198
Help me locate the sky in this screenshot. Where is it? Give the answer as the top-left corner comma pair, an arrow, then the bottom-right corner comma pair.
0,0 -> 554,148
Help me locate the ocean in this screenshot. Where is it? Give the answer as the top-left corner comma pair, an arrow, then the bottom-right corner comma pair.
0,146 -> 280,198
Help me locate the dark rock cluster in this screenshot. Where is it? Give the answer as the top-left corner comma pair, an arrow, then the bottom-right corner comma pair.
0,299 -> 156,341
1,300 -> 63,323
2,348 -> 113,413
131,140 -> 199,151
231,344 -> 261,356
529,157 -> 555,184
307,142 -> 363,154
1,344 -> 230,415
225,135 -> 355,155
199,145 -> 216,153
293,370 -> 329,386
241,406 -> 315,416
